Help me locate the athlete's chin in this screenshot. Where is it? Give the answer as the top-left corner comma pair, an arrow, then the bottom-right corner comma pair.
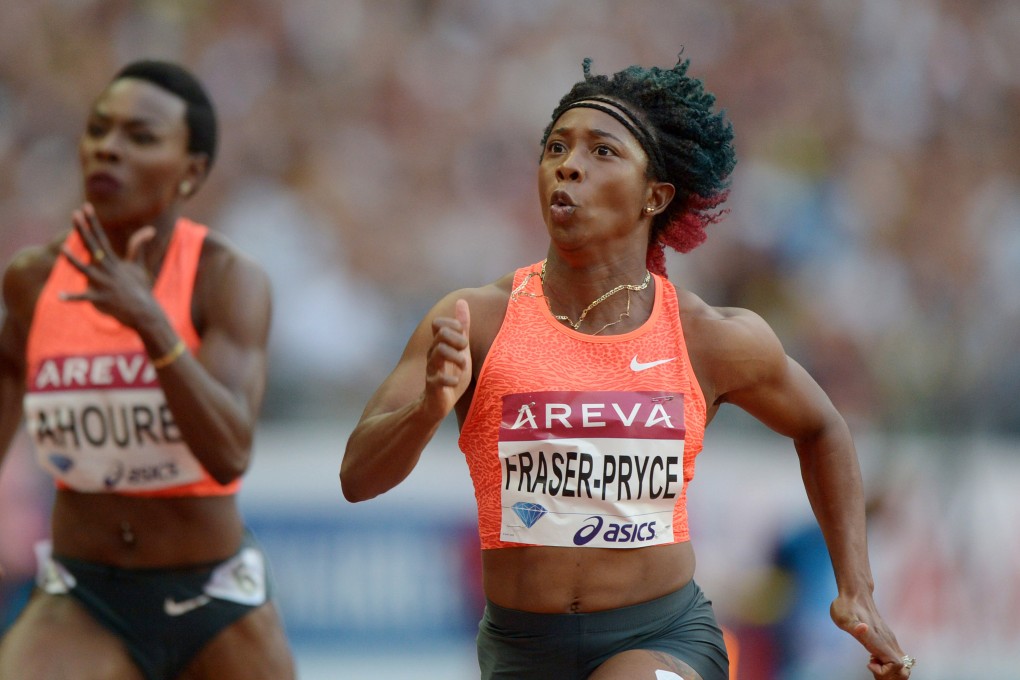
545,218 -> 585,242
87,204 -> 151,232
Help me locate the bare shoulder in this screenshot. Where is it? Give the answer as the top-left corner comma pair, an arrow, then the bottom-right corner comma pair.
449,272 -> 513,318
676,287 -> 787,405
677,288 -> 783,353
197,230 -> 270,287
3,237 -> 63,285
437,272 -> 514,358
2,238 -> 63,325
193,230 -> 272,336
367,273 -> 513,413
437,272 -> 513,310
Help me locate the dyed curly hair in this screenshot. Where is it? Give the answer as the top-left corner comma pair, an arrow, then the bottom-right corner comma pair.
540,56 -> 736,276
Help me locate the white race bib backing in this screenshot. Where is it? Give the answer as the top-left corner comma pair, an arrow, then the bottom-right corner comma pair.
498,390 -> 686,548
24,352 -> 205,493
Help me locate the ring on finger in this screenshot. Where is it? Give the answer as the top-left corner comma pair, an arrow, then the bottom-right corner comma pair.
901,655 -> 916,670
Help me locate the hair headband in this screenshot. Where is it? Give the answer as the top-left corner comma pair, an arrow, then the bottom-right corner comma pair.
558,97 -> 666,177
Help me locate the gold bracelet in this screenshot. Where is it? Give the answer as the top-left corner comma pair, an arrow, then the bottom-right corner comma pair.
151,340 -> 187,369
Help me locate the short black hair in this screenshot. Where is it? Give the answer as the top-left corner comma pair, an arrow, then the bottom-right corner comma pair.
541,55 -> 736,275
113,60 -> 218,168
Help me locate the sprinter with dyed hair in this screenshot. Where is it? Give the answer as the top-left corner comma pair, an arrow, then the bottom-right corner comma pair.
341,52 -> 913,680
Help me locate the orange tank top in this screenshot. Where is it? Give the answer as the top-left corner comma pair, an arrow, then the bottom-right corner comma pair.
459,262 -> 706,550
23,218 -> 240,497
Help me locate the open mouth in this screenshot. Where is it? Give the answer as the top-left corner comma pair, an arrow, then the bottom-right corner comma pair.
549,190 -> 577,221
550,189 -> 575,208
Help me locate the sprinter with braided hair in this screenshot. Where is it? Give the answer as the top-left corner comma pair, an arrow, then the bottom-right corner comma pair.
541,55 -> 736,275
343,54 -> 911,680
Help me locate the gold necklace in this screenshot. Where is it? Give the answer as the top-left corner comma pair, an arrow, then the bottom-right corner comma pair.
540,259 -> 651,334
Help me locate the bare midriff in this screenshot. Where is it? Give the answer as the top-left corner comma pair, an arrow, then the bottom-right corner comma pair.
50,489 -> 244,568
481,540 -> 696,613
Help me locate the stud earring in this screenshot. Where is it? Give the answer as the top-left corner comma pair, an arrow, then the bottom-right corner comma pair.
179,180 -> 192,196
644,206 -> 655,214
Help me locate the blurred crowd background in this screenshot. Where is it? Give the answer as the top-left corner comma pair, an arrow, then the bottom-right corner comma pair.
1,0 -> 1017,431
1,1 -> 1018,678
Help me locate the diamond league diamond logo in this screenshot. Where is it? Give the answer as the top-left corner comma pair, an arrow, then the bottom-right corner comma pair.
512,502 -> 547,528
48,453 -> 74,473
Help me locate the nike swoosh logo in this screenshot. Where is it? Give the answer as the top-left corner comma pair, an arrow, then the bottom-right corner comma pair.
630,355 -> 677,372
164,594 -> 212,617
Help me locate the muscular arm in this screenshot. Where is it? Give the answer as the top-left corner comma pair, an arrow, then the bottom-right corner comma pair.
687,301 -> 908,677
0,274 -> 28,471
0,337 -> 23,471
152,236 -> 272,484
715,313 -> 872,596
0,246 -> 55,471
341,279 -> 509,502
63,212 -> 272,485
340,293 -> 472,502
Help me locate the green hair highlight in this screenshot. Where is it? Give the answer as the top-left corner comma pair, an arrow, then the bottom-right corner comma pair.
541,55 -> 737,275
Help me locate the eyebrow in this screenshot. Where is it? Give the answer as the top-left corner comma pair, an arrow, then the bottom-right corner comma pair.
90,107 -> 171,127
550,126 -> 627,145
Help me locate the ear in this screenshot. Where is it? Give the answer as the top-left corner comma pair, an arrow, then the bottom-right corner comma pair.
178,152 -> 210,199
643,181 -> 676,216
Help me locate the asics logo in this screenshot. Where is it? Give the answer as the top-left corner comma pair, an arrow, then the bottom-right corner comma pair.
573,516 -> 659,546
630,355 -> 676,372
164,594 -> 211,617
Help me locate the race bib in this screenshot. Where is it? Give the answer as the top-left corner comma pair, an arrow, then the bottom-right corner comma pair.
24,352 -> 206,492
498,390 -> 685,548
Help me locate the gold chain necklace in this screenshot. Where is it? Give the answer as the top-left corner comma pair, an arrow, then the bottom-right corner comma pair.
509,259 -> 651,334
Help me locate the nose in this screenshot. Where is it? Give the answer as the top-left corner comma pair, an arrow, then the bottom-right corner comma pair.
95,137 -> 121,161
555,149 -> 583,182
87,131 -> 122,162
